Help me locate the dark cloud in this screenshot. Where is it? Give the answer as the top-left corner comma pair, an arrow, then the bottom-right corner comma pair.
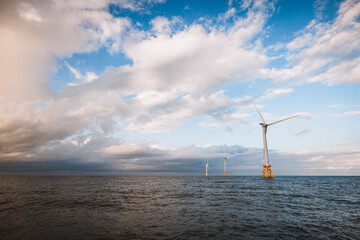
1,140 -> 359,175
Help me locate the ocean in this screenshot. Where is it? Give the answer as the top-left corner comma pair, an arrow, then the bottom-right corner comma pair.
0,176 -> 359,239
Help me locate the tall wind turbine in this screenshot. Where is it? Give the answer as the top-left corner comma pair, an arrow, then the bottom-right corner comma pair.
205,159 -> 210,176
224,157 -> 228,176
254,104 -> 297,178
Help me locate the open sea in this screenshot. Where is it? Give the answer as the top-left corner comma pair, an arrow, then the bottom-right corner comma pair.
0,176 -> 359,239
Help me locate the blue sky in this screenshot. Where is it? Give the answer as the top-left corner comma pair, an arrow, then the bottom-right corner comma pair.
0,0 -> 359,175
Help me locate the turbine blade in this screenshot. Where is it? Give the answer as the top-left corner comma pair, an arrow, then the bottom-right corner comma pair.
254,104 -> 267,124
268,115 -> 298,126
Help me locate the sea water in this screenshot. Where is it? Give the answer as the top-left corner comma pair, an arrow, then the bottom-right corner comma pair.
0,176 -> 359,239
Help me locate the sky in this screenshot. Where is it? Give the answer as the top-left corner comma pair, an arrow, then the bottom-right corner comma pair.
0,0 -> 359,175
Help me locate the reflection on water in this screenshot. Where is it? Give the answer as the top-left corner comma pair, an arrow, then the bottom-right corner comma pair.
0,176 -> 359,239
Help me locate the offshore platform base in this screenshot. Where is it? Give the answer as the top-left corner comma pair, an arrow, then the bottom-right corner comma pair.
224,171 -> 228,176
262,165 -> 274,178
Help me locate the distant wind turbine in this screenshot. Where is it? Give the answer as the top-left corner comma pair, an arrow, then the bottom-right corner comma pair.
205,159 -> 209,176
254,104 -> 298,178
224,157 -> 228,176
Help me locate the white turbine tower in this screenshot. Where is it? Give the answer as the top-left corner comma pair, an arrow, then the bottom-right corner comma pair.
205,159 -> 210,176
224,157 -> 228,176
254,104 -> 298,178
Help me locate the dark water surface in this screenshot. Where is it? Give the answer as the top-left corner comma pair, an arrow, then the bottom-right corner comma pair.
0,176 -> 359,239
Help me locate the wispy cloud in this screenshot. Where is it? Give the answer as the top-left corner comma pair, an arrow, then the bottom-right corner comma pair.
65,62 -> 98,84
328,103 -> 344,108
256,88 -> 294,101
294,129 -> 310,136
295,112 -> 315,120
313,0 -> 329,20
342,110 -> 360,116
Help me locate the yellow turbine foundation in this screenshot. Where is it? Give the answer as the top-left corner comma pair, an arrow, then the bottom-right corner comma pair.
224,171 -> 228,176
206,173 -> 208,176
262,165 -> 274,178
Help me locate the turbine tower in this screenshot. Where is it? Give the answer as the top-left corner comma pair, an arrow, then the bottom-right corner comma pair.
224,157 -> 228,176
205,159 -> 209,176
254,104 -> 297,178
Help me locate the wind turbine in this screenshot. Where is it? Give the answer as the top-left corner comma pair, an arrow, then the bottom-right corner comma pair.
254,104 -> 297,178
224,157 -> 228,176
205,159 -> 209,176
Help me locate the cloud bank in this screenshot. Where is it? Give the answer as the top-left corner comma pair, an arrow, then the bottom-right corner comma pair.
0,0 -> 359,174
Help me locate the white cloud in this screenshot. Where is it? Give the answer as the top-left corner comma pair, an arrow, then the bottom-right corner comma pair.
79,4 -> 271,133
333,140 -> 360,147
150,16 -> 172,35
85,72 -> 99,83
0,0 -> 133,101
218,8 -> 237,22
18,2 -> 43,23
308,57 -> 360,85
65,62 -> 99,83
257,88 -> 293,101
264,0 -> 360,85
306,155 -> 324,162
282,149 -> 360,175
328,103 -> 344,108
102,143 -> 164,158
1,0 -> 358,176
295,112 -> 315,120
313,0 -> 329,20
294,129 -> 310,136
241,0 -> 253,10
0,0 -> 274,160
342,110 -> 360,116
286,33 -> 313,51
65,62 -> 82,80
200,112 -> 250,127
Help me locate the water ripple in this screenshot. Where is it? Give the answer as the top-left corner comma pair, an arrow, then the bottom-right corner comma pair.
0,176 -> 359,239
